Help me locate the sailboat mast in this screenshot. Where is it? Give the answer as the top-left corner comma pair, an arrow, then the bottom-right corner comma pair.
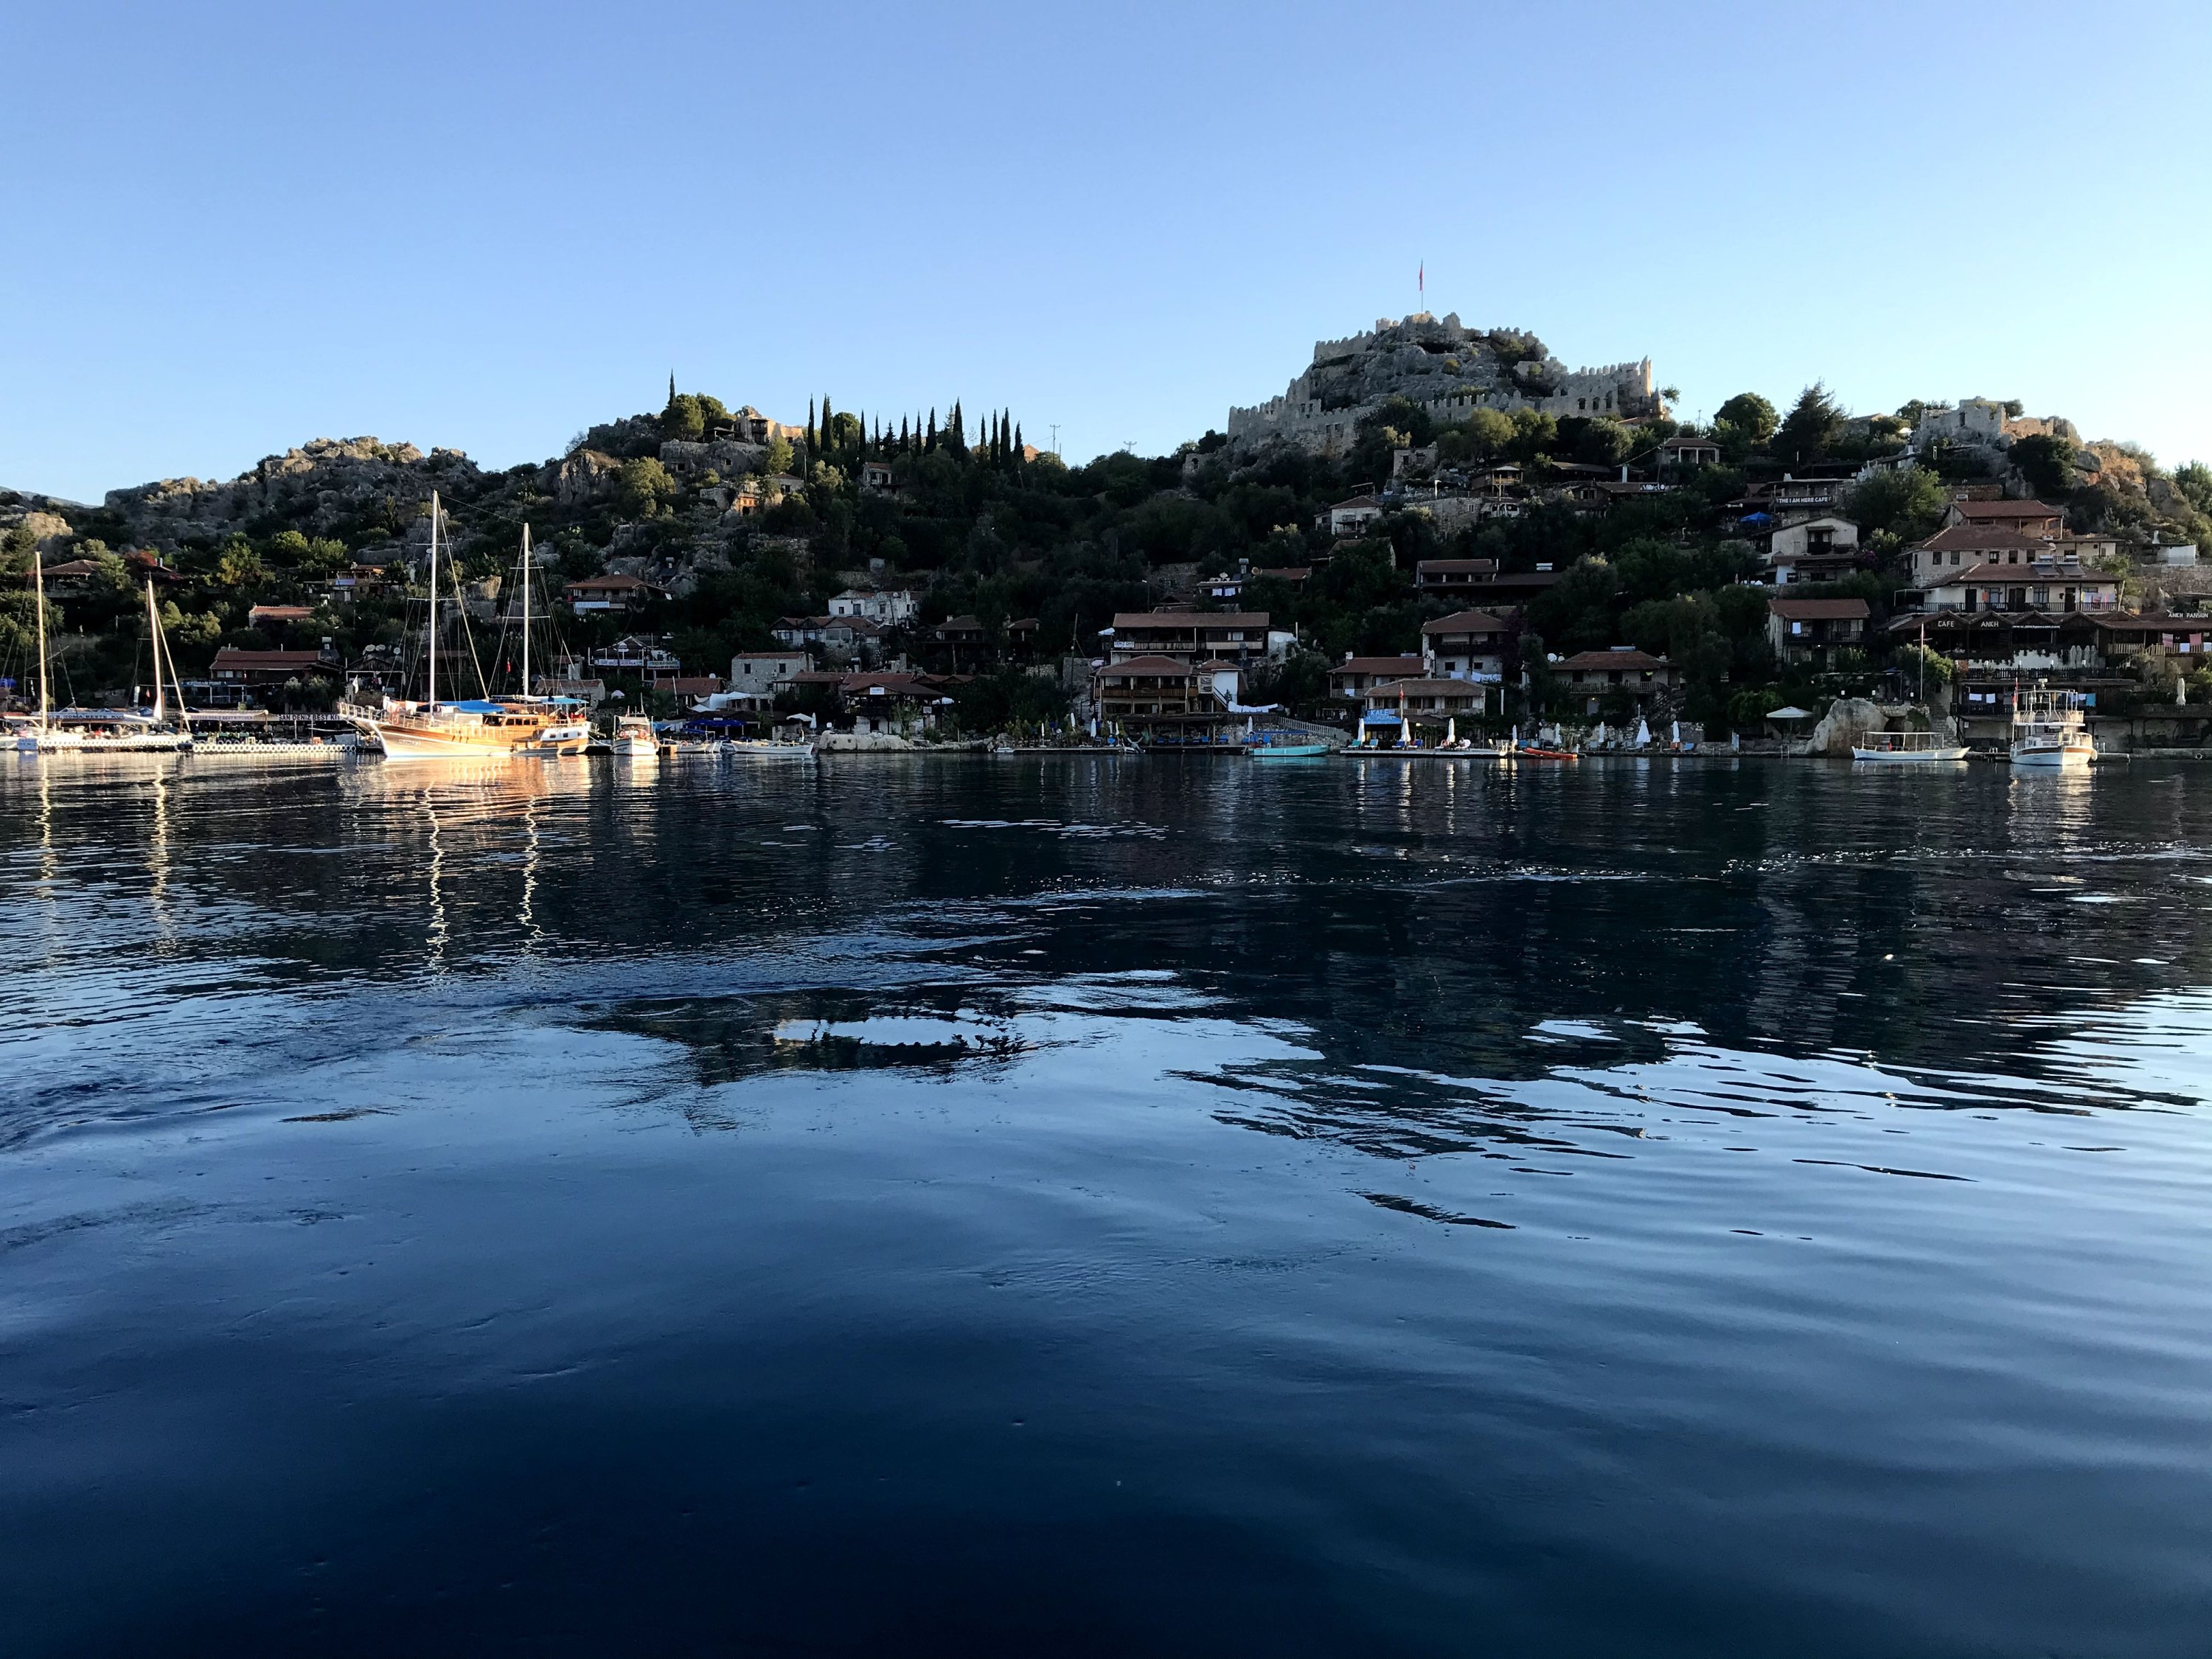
32,545 -> 49,730
153,580 -> 189,734
520,523 -> 531,696
426,492 -> 440,707
145,580 -> 164,722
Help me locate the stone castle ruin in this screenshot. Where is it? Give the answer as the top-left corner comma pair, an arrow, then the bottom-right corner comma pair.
1226,313 -> 1656,455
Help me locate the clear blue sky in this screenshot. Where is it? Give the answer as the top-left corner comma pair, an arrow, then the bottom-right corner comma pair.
5,0 -> 2208,504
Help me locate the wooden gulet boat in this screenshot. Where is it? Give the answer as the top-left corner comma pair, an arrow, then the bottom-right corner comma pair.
347,505 -> 591,759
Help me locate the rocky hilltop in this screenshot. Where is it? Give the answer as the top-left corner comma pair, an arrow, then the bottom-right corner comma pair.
1227,311 -> 1659,455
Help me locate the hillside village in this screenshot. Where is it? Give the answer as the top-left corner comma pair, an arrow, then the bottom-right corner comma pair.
5,317 -> 2212,750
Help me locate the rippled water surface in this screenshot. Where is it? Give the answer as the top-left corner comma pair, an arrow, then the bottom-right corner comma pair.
6,753 -> 2212,1656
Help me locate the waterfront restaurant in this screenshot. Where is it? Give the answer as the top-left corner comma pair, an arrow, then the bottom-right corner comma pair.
1360,676 -> 1488,742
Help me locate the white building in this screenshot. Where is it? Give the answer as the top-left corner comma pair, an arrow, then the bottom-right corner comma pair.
1764,515 -> 1860,584
828,588 -> 918,625
1329,495 -> 1386,537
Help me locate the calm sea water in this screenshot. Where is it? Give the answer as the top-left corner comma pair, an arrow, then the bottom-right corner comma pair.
5,752 -> 2212,1656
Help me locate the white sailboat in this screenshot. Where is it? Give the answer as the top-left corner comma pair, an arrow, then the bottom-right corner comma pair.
13,560 -> 190,753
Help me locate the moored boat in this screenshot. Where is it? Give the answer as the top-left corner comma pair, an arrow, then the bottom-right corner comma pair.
15,566 -> 192,754
347,504 -> 591,760
1851,729 -> 1969,764
2010,687 -> 2096,768
609,713 -> 662,759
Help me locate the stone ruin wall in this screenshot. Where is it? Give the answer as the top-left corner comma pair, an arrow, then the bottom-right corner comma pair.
1228,357 -> 1655,455
1227,313 -> 1655,454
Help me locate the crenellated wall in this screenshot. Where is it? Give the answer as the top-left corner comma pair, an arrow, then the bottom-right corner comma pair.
1227,314 -> 1655,453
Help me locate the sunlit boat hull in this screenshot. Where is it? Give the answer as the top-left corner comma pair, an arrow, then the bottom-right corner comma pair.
2011,739 -> 2095,768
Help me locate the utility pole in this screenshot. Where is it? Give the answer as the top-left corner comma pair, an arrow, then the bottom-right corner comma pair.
1048,423 -> 1060,459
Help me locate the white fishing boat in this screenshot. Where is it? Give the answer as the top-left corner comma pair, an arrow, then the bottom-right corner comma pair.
347,505 -> 591,759
1851,729 -> 1969,764
609,714 -> 661,759
2010,686 -> 2096,768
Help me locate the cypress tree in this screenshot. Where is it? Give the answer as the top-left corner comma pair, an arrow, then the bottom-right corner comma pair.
807,398 -> 816,453
927,408 -> 936,452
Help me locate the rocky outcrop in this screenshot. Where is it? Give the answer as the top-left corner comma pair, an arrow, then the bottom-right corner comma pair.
1800,697 -> 1887,757
657,438 -> 766,478
101,437 -> 477,551
550,448 -> 620,505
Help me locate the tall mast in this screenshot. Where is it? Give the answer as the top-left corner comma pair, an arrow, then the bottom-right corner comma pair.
145,580 -> 164,723
31,544 -> 48,731
153,579 -> 188,734
426,492 -> 439,706
520,523 -> 531,696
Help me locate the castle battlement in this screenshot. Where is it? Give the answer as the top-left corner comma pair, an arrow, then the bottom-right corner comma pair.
1227,315 -> 1655,456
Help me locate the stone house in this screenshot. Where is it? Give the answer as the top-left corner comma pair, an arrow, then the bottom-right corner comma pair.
728,651 -> 810,698
771,614 -> 884,667
1944,498 -> 2065,538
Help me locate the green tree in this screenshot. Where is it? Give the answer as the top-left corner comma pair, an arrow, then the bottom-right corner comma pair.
1507,406 -> 1558,461
0,590 -> 62,658
1774,383 -> 1845,463
662,392 -> 707,441
2174,461 -> 2212,518
1714,392 -> 1778,445
619,456 -> 675,515
215,539 -> 267,588
1576,417 -> 1636,468
1842,465 -> 1950,541
1435,407 -> 1517,465
2010,433 -> 2079,499
263,529 -> 313,566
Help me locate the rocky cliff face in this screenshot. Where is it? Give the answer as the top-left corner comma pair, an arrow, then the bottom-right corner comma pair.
100,437 -> 481,552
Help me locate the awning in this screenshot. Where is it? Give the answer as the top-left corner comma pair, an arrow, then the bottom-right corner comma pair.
1767,706 -> 1813,720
